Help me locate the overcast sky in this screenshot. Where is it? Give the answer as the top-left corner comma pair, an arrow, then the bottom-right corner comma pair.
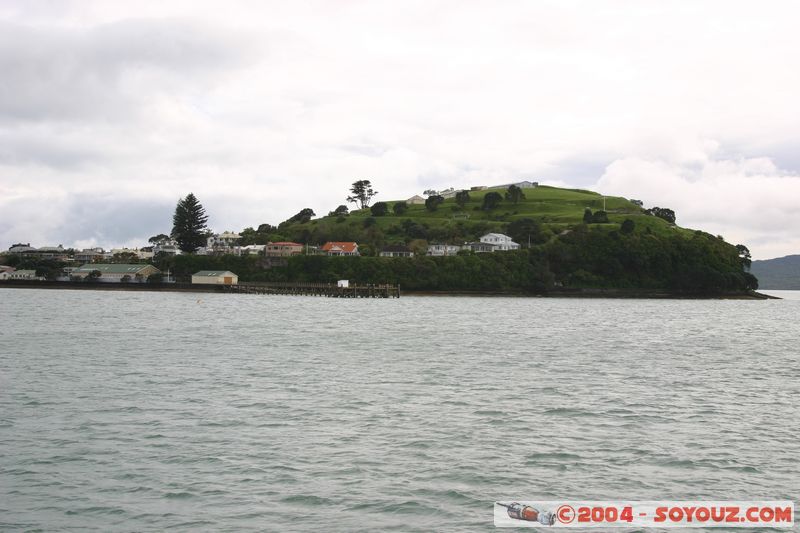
1,1 -> 799,259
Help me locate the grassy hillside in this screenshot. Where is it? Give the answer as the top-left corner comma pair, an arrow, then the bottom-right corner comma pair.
750,255 -> 800,289
271,185 -> 685,249
222,184 -> 756,293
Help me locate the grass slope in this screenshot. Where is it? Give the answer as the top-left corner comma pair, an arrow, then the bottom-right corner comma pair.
290,185 -> 682,241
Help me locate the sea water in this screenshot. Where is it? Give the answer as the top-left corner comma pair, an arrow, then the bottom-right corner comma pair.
1,289 -> 798,531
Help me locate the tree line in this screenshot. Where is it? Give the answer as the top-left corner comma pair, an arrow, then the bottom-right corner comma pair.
153,224 -> 757,294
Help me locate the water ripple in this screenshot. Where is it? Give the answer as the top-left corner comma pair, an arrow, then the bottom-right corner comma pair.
1,289 -> 799,531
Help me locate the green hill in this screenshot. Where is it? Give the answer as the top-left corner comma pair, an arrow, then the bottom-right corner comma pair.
206,184 -> 756,294
265,185 -> 685,250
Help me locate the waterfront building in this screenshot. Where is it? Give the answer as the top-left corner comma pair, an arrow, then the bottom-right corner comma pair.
71,263 -> 160,282
191,270 -> 238,285
6,269 -> 44,280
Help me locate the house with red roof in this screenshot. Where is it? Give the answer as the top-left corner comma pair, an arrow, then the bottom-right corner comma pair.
321,242 -> 360,256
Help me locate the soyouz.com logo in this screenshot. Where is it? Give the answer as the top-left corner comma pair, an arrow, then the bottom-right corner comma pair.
493,501 -> 794,528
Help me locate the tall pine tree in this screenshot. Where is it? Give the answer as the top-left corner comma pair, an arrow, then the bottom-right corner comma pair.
171,193 -> 209,253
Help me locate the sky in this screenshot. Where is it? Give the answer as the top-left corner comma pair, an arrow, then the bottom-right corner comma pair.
1,1 -> 799,259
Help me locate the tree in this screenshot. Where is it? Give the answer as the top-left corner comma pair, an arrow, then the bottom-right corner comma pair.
392,201 -> 408,215
507,218 -> 545,247
620,219 -> 635,234
86,270 -> 102,281
330,205 -> 349,216
645,206 -> 676,224
257,223 -> 276,233
482,192 -> 502,210
583,208 -> 593,224
505,184 -> 525,204
288,208 -> 316,224
347,180 -> 378,209
147,273 -> 164,283
591,210 -> 609,223
370,202 -> 389,216
120,274 -> 132,283
423,189 -> 438,197
171,193 -> 209,253
408,239 -> 429,256
425,195 -> 444,212
363,217 -> 377,228
148,233 -> 170,244
736,244 -> 752,269
455,190 -> 471,208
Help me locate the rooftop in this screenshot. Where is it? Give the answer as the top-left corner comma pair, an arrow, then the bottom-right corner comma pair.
321,241 -> 358,253
74,264 -> 156,274
193,270 -> 237,276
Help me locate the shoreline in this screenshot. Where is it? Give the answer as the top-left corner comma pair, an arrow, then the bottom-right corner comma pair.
0,280 -> 780,299
0,280 -> 226,293
403,289 -> 779,299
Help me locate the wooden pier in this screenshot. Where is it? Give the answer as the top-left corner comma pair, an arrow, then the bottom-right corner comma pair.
222,282 -> 400,298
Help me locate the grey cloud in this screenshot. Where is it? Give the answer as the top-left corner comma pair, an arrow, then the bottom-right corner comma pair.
0,18 -> 255,123
0,194 -> 175,247
0,129 -> 102,169
67,195 -> 174,244
3,2 -> 800,258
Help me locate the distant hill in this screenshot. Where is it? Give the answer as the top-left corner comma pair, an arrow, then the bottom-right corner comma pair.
750,255 -> 800,289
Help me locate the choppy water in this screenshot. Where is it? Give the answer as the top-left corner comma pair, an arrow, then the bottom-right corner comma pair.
1,289 -> 798,532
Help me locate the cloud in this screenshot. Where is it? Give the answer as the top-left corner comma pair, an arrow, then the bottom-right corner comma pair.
597,150 -> 800,259
0,18 -> 255,123
1,1 -> 800,258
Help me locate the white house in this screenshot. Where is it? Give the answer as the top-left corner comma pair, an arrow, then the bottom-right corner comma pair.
204,232 -> 241,255
427,243 -> 461,256
479,233 -> 520,251
208,232 -> 240,248
152,241 -> 180,255
191,270 -> 239,285
406,195 -> 425,205
462,241 -> 495,253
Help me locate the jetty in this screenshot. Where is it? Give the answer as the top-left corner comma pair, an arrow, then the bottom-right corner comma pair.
222,281 -> 400,298
0,279 -> 400,297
